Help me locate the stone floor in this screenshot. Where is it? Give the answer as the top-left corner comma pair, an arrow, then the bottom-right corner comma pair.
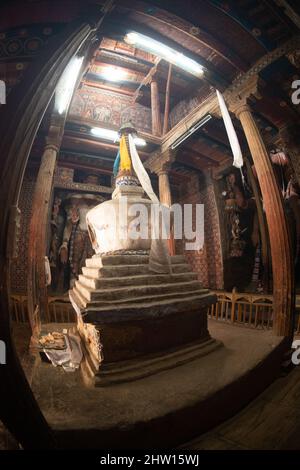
5,320 -> 300,449
184,362 -> 300,450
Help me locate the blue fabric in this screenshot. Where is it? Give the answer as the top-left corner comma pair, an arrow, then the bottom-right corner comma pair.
113,150 -> 120,177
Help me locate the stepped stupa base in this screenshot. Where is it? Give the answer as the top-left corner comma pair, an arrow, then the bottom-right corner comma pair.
70,252 -> 218,387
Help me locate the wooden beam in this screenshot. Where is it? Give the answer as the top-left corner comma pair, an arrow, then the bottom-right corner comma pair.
102,16 -> 229,88
62,134 -> 150,160
117,0 -> 250,72
161,94 -> 219,153
65,117 -> 162,146
181,146 -> 219,166
133,60 -> 160,102
163,63 -> 172,135
150,79 -> 162,136
82,79 -> 135,96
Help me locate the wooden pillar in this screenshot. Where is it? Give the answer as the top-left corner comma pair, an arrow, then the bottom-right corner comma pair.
163,64 -> 172,135
27,119 -> 63,341
233,102 -> 294,336
158,169 -> 172,208
151,79 -> 162,137
158,166 -> 175,256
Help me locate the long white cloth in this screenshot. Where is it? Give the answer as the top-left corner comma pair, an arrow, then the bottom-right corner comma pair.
128,134 -> 172,274
44,333 -> 83,372
216,89 -> 243,169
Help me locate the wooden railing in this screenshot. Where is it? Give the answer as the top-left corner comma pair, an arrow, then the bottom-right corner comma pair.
208,290 -> 274,330
10,294 -> 75,324
10,291 -> 300,334
209,290 -> 300,333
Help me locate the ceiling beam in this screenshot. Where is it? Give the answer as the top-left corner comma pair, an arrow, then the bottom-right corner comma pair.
65,117 -> 162,146
132,59 -> 161,102
117,0 -> 250,72
181,146 -> 219,166
62,134 -> 150,159
82,79 -> 135,96
101,15 -> 229,88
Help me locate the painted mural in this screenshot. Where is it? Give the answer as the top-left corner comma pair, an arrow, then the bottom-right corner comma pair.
69,85 -> 152,133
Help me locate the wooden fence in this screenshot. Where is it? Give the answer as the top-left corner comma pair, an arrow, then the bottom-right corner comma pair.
10,294 -> 75,324
208,289 -> 300,334
10,291 -> 300,334
208,290 -> 273,329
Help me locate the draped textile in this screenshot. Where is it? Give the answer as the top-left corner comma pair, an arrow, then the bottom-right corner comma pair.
113,150 -> 120,177
120,135 -> 132,172
216,89 -> 243,169
128,134 -> 172,274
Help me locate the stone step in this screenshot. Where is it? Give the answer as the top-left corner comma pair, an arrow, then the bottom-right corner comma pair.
73,285 -> 208,309
75,279 -> 204,303
78,271 -> 198,290
72,291 -> 216,322
86,254 -> 185,268
82,263 -> 191,279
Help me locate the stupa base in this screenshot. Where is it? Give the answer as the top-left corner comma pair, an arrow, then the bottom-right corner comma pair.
69,253 -> 217,387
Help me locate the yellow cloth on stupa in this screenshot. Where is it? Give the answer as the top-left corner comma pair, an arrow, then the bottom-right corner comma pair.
119,135 -> 132,172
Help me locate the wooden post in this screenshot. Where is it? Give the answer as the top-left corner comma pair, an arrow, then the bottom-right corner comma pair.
163,63 -> 172,135
27,119 -> 63,341
233,102 -> 294,336
146,151 -> 176,255
158,166 -> 175,256
158,169 -> 172,208
151,79 -> 162,137
159,170 -> 175,256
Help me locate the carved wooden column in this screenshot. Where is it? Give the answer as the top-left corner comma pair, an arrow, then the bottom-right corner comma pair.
146,150 -> 175,255
230,89 -> 294,336
163,63 -> 172,135
27,117 -> 64,341
158,166 -> 172,207
151,79 -> 162,137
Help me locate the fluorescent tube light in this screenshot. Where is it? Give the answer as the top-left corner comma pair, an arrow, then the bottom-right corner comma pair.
91,127 -> 119,141
133,137 -> 147,147
125,32 -> 204,77
91,127 -> 146,147
55,56 -> 84,115
171,114 -> 212,149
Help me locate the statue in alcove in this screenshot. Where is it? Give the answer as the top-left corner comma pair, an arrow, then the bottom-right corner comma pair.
222,170 -> 260,291
59,193 -> 103,288
49,186 -> 103,292
269,149 -> 300,284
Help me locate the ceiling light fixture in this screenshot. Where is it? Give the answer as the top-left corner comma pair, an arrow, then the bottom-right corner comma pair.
55,56 -> 84,115
124,32 -> 204,77
91,127 -> 147,147
171,114 -> 212,149
101,66 -> 128,82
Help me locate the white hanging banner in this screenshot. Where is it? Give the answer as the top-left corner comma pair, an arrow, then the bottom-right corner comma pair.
128,134 -> 159,203
128,134 -> 172,274
216,89 -> 244,169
